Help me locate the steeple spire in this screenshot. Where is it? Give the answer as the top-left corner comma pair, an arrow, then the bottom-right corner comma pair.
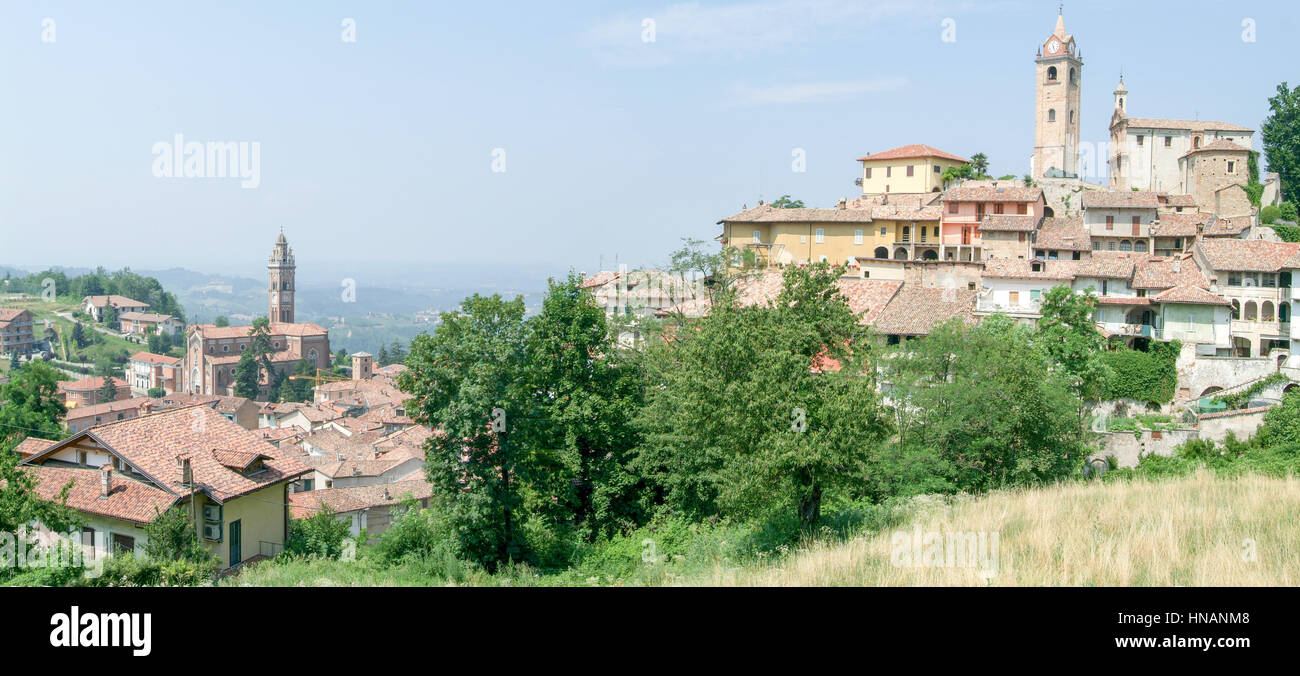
1054,8 -> 1067,39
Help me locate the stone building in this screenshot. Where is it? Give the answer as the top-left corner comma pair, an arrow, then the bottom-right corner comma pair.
1178,139 -> 1253,218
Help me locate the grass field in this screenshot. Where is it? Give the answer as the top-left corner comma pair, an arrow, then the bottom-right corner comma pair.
227,470 -> 1300,587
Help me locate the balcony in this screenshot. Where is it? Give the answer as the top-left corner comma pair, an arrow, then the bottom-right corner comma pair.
1231,319 -> 1290,337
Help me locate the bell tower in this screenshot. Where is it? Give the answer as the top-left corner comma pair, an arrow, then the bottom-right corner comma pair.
268,231 -> 296,324
1032,10 -> 1082,179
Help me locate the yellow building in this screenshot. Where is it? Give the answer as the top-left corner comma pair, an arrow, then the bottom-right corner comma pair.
718,195 -> 946,266
857,144 -> 969,196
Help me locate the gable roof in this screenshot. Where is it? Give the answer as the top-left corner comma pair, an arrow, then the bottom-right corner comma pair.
24,465 -> 178,524
1034,216 -> 1091,251
1122,118 -> 1253,133
943,186 -> 1043,203
720,204 -> 874,224
980,214 -> 1041,232
870,286 -> 977,336
1181,138 -> 1251,158
856,144 -> 969,163
25,405 -> 309,504
131,351 -> 181,366
83,295 -> 149,309
1131,255 -> 1209,290
1197,239 -> 1300,273
288,478 -> 432,518
1082,191 -> 1161,209
1151,285 -> 1232,306
1149,212 -> 1210,237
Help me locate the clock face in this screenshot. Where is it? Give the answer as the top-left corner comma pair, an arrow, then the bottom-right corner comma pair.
1047,40 -> 1060,54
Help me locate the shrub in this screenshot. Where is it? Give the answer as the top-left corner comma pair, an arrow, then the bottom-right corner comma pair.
1262,204 -> 1282,225
84,553 -> 216,587
284,507 -> 353,559
1100,342 -> 1180,403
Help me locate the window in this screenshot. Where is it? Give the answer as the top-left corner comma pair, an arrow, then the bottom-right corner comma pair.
994,203 -> 1004,214
901,226 -> 911,242
906,165 -> 914,177
222,345 -> 229,352
865,167 -> 872,179
1263,274 -> 1277,288
1106,215 -> 1114,230
1073,251 -> 1081,260
1107,241 -> 1117,251
1048,251 -> 1060,260
933,164 -> 941,174
1164,136 -> 1172,147
1092,240 -> 1102,251
1135,240 -> 1147,252
1120,240 -> 1132,251
1030,289 -> 1041,302
1193,137 -> 1201,149
1048,109 -> 1056,122
1227,161 -> 1236,174
948,202 -> 958,214
1228,273 -> 1242,286
1018,232 -> 1027,242
815,228 -> 824,243
1017,203 -> 1027,215
752,230 -> 761,243
1009,291 -> 1020,305
854,229 -> 863,245
886,166 -> 892,178
1036,250 -> 1046,259
81,528 -> 96,559
1047,66 -> 1057,81
880,227 -> 887,236
934,226 -> 940,237
1137,135 -> 1144,146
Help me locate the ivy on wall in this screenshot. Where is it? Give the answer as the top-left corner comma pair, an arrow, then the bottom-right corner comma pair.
1100,340 -> 1181,404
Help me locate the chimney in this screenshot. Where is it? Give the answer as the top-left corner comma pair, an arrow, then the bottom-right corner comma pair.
100,466 -> 112,497
178,457 -> 192,485
837,197 -> 847,210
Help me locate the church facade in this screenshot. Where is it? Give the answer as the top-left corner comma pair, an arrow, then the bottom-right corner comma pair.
182,233 -> 331,397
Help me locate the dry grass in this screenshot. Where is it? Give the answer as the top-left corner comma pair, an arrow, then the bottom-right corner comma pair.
685,470 -> 1300,586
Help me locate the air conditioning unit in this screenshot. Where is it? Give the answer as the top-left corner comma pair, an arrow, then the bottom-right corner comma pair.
202,504 -> 221,523
202,523 -> 222,541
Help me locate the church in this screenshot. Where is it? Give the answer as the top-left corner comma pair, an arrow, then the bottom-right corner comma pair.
182,233 -> 332,397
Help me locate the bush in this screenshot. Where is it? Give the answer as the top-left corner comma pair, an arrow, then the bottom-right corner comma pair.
1262,204 -> 1282,225
83,553 -> 216,587
1282,201 -> 1299,223
1100,342 -> 1180,403
284,507 -> 353,559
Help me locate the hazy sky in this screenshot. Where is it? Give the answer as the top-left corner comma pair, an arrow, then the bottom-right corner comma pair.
2,0 -> 1295,277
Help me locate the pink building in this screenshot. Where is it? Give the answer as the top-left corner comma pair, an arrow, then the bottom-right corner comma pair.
940,185 -> 1046,261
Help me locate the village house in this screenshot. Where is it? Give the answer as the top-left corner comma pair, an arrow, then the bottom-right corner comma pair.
59,375 -> 130,408
857,144 -> 968,196
21,405 -> 309,569
149,392 -> 261,430
288,478 -> 432,539
0,308 -> 38,355
118,312 -> 183,336
1178,139 -> 1254,218
82,295 -> 150,322
1032,216 -> 1091,260
1081,191 -> 1161,253
128,351 -> 181,394
940,185 -> 1046,261
64,397 -> 152,434
1192,239 -> 1299,359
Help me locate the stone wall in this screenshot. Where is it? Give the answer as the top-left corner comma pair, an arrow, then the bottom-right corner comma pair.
1093,427 -> 1199,468
1037,177 -> 1104,219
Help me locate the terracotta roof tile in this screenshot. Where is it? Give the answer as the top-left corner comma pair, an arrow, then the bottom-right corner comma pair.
720,204 -> 874,223
1196,239 -> 1300,272
856,144 -> 969,163
1149,212 -> 1210,237
1082,191 -> 1161,209
1122,117 -> 1253,133
980,214 -> 1042,231
1151,285 -> 1232,306
870,286 -> 977,336
24,465 -> 177,524
1034,216 -> 1091,251
1131,255 -> 1209,290
943,186 -> 1043,203
1180,138 -> 1251,158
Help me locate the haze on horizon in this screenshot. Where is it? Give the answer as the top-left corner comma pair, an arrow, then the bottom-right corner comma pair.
2,0 -> 1295,276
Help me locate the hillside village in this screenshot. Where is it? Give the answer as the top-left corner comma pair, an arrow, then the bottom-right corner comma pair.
1,10 -> 1299,585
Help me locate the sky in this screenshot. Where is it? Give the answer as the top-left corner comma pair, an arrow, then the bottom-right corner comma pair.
1,0 -> 1296,280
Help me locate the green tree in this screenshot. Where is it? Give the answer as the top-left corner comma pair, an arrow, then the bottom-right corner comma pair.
399,294 -> 537,568
522,272 -> 645,542
233,350 -> 260,399
376,344 -> 389,367
883,316 -> 1085,493
214,316 -> 230,328
970,152 -> 990,177
70,322 -> 87,349
144,507 -> 215,565
770,195 -> 805,208
285,506 -> 352,559
1036,285 -> 1111,412
147,387 -> 165,398
8,352 -> 19,371
1262,82 -> 1300,202
636,264 -> 890,528
388,339 -> 407,365
96,376 -> 120,404
1260,388 -> 1300,446
103,305 -> 118,327
0,362 -> 75,544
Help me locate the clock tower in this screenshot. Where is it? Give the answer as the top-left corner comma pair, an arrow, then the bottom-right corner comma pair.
268,231 -> 296,324
1032,11 -> 1082,179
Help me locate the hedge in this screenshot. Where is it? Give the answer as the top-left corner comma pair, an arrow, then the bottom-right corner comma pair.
1100,341 -> 1180,404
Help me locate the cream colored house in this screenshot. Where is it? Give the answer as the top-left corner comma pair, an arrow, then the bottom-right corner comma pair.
856,144 -> 968,196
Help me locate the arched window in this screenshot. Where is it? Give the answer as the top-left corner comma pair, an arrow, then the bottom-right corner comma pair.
1069,67 -> 1077,84
922,249 -> 938,260
1263,301 -> 1275,322
1047,66 -> 1057,81
1120,240 -> 1132,251
1193,137 -> 1201,149
1134,240 -> 1148,252
873,246 -> 889,259
893,248 -> 908,260
1231,299 -> 1240,320
1070,110 -> 1075,124
1246,301 -> 1258,321
1048,109 -> 1056,122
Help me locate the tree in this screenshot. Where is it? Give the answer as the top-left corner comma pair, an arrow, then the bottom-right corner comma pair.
70,322 -> 87,349
1261,388 -> 1300,446
0,362 -> 75,542
144,507 -> 214,564
882,316 -> 1085,493
214,316 -> 230,328
8,352 -> 19,371
970,152 -> 990,177
636,264 -> 890,528
668,237 -> 757,311
521,272 -> 645,542
103,305 -> 118,328
147,387 -> 165,398
770,195 -> 805,209
376,344 -> 389,367
1036,285 -> 1111,413
1262,82 -> 1300,202
233,350 -> 260,399
96,376 -> 120,404
388,339 -> 407,366
399,294 -> 538,568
